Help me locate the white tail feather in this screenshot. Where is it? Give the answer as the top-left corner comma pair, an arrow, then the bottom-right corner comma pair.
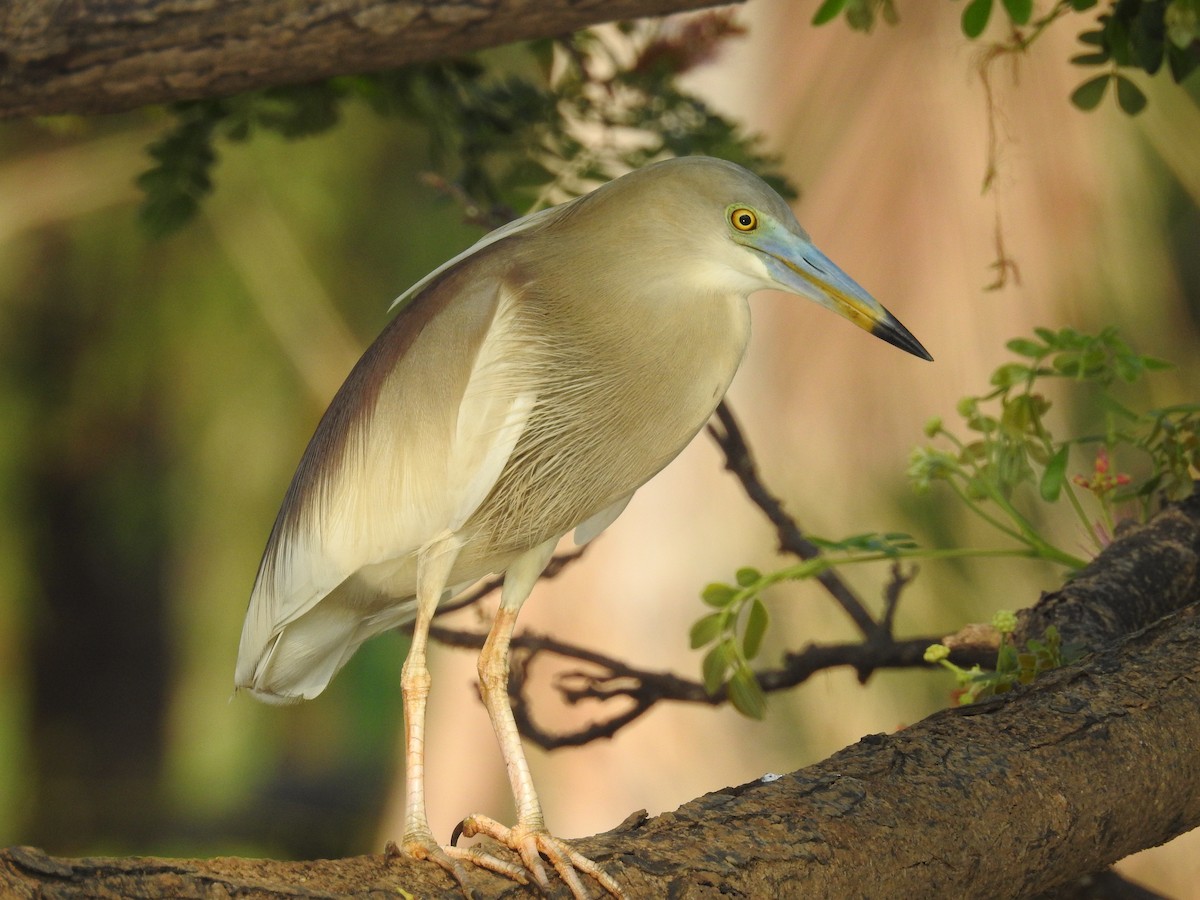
237,591 -> 415,702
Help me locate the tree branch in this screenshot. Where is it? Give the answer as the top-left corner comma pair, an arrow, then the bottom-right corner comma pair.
7,591 -> 1198,896
1016,490 -> 1200,648
0,0 -> 737,120
708,401 -> 880,636
429,622 -> 998,750
9,461 -> 1196,896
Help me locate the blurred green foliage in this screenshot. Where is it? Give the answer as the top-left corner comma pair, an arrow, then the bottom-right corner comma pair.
138,16 -> 791,237
913,327 -> 1198,558
696,327 -> 1198,715
813,0 -> 1200,114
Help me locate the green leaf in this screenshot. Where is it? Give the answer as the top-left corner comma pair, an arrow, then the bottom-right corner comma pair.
1097,393 -> 1139,421
1040,445 -> 1070,501
1167,40 -> 1199,82
1071,52 -> 1111,66
735,566 -> 761,587
689,612 -> 724,649
962,0 -> 994,39
883,531 -> 920,550
1005,338 -> 1045,358
1166,0 -> 1200,48
702,582 -> 736,608
1002,0 -> 1033,25
138,194 -> 201,238
966,412 -> 999,434
528,38 -> 556,77
743,599 -> 770,660
728,667 -> 767,719
812,0 -> 848,26
1138,472 -> 1167,499
702,643 -> 733,695
964,476 -> 990,501
1128,16 -> 1165,74
1114,75 -> 1148,115
990,363 -> 1032,389
1071,74 -> 1111,111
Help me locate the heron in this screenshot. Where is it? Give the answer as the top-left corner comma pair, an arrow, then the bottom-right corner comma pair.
235,156 -> 931,897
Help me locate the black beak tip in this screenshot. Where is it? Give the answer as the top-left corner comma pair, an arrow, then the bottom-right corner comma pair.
872,316 -> 933,361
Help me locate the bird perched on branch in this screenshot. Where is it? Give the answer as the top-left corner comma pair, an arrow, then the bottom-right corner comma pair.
235,156 -> 931,898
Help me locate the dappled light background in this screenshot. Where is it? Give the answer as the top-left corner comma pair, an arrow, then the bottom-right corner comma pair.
1,0 -> 1197,893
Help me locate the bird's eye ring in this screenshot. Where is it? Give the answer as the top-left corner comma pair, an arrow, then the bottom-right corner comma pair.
731,208 -> 758,232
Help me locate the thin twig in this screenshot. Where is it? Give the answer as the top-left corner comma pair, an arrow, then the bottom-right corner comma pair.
429,623 -> 994,750
878,562 -> 915,640
851,562 -> 920,683
707,400 -> 878,637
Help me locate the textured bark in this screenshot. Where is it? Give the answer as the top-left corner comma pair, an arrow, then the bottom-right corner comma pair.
0,0 -> 735,120
4,494 -> 1199,898
1017,493 -> 1200,648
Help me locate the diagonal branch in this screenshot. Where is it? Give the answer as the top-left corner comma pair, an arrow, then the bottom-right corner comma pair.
429,622 -> 996,750
1016,488 -> 1200,647
0,0 -> 739,120
707,400 -> 879,636
10,585 -> 1198,896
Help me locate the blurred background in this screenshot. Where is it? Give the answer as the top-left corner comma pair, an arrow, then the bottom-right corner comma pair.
1,0 -> 1197,893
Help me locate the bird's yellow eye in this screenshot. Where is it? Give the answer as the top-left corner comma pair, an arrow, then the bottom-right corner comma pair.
730,208 -> 758,232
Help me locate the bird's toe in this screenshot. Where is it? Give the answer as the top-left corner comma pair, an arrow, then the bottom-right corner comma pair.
456,813 -> 624,899
395,832 -> 475,894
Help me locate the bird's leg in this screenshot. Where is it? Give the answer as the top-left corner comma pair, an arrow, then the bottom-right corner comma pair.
456,539 -> 626,900
396,535 -> 528,889
397,537 -> 460,869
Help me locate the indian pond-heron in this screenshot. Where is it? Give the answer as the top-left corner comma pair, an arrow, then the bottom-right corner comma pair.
235,156 -> 932,897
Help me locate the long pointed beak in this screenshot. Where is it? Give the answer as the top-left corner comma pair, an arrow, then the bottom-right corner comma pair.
751,227 -> 933,362
864,304 -> 932,360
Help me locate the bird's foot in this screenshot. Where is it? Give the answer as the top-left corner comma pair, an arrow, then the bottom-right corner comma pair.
387,833 -> 529,896
452,813 -> 625,899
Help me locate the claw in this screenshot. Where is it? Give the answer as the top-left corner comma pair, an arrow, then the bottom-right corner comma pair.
396,833 -> 473,894
392,830 -> 532,897
456,813 -> 625,900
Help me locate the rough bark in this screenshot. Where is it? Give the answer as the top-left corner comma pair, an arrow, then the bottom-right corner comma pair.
0,0 -> 735,120
4,494 -> 1199,898
1016,495 -> 1200,648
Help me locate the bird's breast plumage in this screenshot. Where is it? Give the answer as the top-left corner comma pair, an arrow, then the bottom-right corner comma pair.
460,258 -> 751,561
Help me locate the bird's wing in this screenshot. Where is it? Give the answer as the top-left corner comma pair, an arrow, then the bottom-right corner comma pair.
388,204 -> 568,314
573,494 -> 633,545
448,307 -> 537,532
237,262 -> 538,698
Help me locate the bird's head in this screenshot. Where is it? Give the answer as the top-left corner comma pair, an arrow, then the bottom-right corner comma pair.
724,199 -> 931,361
613,157 -> 933,361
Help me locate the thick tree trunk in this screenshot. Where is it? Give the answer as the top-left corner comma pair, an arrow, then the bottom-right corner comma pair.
4,494 -> 1198,898
0,0 -> 735,120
